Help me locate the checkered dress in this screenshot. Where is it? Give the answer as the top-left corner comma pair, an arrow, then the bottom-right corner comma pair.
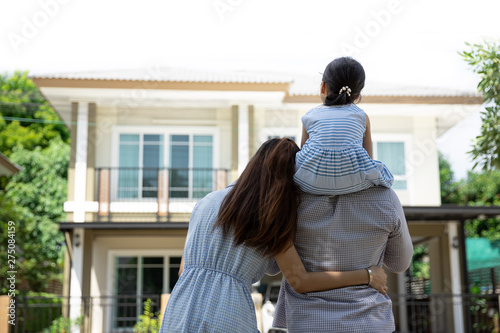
159,186 -> 273,333
272,187 -> 413,332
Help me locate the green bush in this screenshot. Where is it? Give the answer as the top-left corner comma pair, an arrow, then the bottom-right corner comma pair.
43,315 -> 83,333
134,298 -> 161,333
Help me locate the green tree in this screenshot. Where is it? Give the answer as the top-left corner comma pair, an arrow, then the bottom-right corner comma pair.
438,151 -> 455,203
0,71 -> 70,294
460,41 -> 500,170
0,71 -> 69,155
0,140 -> 69,293
447,170 -> 500,240
439,153 -> 500,240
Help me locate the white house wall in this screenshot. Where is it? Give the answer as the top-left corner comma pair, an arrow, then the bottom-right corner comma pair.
85,99 -> 445,211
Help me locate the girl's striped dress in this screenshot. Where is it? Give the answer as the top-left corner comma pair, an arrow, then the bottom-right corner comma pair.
294,104 -> 393,195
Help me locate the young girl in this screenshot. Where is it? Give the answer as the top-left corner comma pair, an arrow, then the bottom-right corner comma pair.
294,57 -> 394,195
159,138 -> 388,333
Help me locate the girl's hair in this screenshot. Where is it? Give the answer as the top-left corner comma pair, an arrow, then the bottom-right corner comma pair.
214,138 -> 300,258
322,57 -> 365,106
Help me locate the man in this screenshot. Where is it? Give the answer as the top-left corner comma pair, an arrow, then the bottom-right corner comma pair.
272,186 -> 413,332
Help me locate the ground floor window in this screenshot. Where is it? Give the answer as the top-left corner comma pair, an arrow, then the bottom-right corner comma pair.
113,255 -> 181,329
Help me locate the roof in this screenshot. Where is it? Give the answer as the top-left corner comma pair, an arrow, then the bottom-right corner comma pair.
0,152 -> 22,176
32,67 -> 293,84
31,67 -> 481,98
288,73 -> 481,98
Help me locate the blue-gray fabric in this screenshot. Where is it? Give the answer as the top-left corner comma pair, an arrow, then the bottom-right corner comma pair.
272,187 -> 413,332
159,186 -> 272,333
294,104 -> 394,195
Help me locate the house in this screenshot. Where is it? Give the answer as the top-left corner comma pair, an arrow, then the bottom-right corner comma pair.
32,67 -> 499,332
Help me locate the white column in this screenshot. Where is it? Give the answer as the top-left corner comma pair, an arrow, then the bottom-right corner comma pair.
74,102 -> 89,222
448,222 -> 465,333
238,104 -> 249,175
70,228 -> 84,333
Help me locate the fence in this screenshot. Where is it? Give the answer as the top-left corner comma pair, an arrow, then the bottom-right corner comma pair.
95,167 -> 229,222
391,293 -> 499,333
10,294 -> 162,333
6,293 -> 500,333
469,266 -> 500,294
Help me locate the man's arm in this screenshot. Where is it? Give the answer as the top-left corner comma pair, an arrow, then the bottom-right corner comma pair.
383,191 -> 413,273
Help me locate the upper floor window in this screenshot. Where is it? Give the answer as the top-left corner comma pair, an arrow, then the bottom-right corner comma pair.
374,141 -> 407,190
118,134 -> 164,199
169,134 -> 213,199
115,127 -> 217,201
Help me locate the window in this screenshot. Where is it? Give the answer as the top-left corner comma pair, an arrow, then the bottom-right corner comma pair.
115,128 -> 216,200
118,134 -> 164,199
169,135 -> 213,199
113,255 -> 181,329
375,141 -> 407,190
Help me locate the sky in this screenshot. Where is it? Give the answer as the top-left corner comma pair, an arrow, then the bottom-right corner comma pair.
1,0 -> 499,179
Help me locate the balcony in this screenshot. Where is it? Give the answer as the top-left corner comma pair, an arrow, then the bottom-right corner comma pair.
94,167 -> 229,222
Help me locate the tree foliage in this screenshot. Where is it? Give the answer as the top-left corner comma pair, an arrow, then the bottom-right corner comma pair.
460,41 -> 500,170
0,71 -> 70,294
439,153 -> 500,241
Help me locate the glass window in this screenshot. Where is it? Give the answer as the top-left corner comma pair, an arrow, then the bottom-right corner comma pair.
118,134 -> 139,199
193,135 -> 213,198
113,255 -> 181,329
118,134 -> 163,199
170,134 -> 214,199
376,142 -> 407,190
170,135 -> 190,198
116,131 -> 215,201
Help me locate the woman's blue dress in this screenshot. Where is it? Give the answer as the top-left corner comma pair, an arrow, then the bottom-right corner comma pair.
159,186 -> 275,332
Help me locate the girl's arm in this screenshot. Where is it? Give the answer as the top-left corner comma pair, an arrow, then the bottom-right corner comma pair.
363,113 -> 373,158
274,243 -> 387,294
300,125 -> 309,148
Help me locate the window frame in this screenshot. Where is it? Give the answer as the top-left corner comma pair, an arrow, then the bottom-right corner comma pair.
106,249 -> 184,332
111,126 -> 220,202
371,133 -> 412,194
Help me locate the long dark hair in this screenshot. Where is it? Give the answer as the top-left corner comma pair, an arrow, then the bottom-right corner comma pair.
323,57 -> 365,106
214,138 -> 300,258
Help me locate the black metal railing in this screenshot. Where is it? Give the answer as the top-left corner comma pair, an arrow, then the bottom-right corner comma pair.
95,167 -> 229,221
469,266 -> 500,294
391,293 -> 499,333
11,294 -> 162,333
8,293 -> 500,333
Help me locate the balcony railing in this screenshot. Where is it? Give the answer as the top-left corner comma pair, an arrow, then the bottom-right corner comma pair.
95,167 -> 229,221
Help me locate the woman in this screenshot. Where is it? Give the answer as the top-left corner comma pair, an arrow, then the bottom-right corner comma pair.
159,138 -> 388,333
